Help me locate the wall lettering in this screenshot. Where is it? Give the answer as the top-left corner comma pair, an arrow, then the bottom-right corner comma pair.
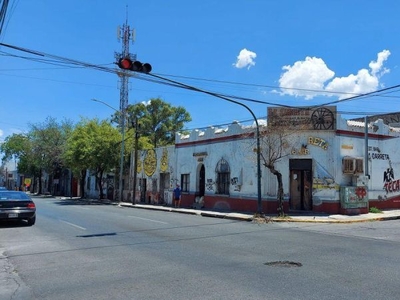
383,166 -> 396,193
291,144 -> 309,155
369,153 -> 390,160
308,137 -> 328,150
384,179 -> 400,193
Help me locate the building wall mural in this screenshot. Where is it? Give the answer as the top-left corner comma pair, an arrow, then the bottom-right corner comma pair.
160,148 -> 168,173
144,149 -> 157,177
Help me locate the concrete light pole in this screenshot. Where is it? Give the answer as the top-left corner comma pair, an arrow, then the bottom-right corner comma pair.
91,98 -> 126,203
131,117 -> 139,204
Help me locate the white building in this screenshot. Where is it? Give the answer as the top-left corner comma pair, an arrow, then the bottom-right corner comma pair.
112,106 -> 400,215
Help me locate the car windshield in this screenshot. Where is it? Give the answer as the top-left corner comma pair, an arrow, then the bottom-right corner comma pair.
0,192 -> 31,200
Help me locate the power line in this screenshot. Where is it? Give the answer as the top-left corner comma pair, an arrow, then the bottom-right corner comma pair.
1,42 -> 400,114
156,73 -> 400,99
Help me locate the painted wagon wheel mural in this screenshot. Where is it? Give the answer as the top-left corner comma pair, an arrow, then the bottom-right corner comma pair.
311,107 -> 334,130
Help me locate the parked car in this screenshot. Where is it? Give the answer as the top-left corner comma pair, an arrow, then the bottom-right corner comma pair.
0,191 -> 36,226
0,187 -> 7,190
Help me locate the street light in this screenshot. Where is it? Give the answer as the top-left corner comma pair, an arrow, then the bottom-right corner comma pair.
91,98 -> 126,203
146,74 -> 263,215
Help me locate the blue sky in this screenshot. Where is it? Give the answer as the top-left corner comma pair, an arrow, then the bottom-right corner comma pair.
1,0 -> 400,142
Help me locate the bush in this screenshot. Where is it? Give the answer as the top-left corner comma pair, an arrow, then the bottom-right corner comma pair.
369,207 -> 382,213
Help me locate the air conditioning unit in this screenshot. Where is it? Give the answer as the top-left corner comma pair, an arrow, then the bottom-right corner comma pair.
342,157 -> 364,174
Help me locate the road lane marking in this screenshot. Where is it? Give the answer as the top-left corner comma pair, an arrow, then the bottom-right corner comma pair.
128,216 -> 169,224
60,220 -> 87,230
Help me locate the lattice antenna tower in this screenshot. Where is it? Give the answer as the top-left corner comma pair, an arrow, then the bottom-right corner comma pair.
114,9 -> 136,202
115,12 -> 136,113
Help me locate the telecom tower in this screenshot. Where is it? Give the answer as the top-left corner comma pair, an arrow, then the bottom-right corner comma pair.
115,20 -> 136,202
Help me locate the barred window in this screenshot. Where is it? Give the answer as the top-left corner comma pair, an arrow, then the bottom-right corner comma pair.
181,174 -> 190,192
216,158 -> 230,195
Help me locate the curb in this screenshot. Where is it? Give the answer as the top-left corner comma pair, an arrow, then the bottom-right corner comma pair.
120,204 -> 400,223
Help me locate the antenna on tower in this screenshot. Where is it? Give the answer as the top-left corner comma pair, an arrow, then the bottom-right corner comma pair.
132,28 -> 136,43
117,25 -> 121,41
125,5 -> 129,25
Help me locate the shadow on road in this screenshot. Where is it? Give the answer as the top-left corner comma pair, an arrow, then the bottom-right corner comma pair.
52,199 -> 117,206
0,220 -> 30,228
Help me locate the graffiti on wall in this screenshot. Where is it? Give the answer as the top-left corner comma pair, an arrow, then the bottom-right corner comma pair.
313,160 -> 339,190
369,148 -> 398,194
383,160 -> 398,193
230,177 -> 241,191
206,179 -> 215,191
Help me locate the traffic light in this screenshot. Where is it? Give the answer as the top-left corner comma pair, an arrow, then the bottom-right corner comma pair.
117,58 -> 152,73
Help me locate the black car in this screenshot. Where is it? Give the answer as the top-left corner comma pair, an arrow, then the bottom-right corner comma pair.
0,191 -> 36,226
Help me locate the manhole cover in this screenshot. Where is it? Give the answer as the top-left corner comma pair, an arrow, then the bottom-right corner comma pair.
264,261 -> 302,267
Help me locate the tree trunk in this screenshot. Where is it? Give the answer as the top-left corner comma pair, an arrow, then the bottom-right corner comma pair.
80,169 -> 86,199
276,172 -> 284,216
97,169 -> 104,200
265,164 -> 285,216
38,169 -> 43,195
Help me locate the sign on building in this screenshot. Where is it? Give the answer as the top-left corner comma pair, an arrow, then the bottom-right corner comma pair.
268,106 -> 336,130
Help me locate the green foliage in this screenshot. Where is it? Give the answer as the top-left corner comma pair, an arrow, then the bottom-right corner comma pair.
29,117 -> 73,174
0,117 -> 73,194
64,118 -> 121,186
0,133 -> 38,176
369,207 -> 382,213
0,133 -> 31,163
123,98 -> 192,148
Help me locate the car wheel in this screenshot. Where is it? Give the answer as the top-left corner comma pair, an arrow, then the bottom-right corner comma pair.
27,216 -> 36,226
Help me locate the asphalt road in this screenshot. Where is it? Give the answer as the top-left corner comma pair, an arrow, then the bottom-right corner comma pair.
1,197 -> 400,300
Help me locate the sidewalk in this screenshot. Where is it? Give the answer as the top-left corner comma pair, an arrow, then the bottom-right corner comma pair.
117,202 -> 400,224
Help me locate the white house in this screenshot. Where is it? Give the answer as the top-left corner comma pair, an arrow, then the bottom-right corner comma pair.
98,106 -> 400,215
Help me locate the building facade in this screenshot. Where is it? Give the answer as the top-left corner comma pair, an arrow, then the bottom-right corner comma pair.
90,106 -> 400,215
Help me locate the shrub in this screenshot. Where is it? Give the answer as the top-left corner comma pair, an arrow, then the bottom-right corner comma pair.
369,207 -> 382,213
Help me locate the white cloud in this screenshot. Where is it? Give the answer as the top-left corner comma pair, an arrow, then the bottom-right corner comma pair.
369,49 -> 390,76
0,129 -> 3,138
142,100 -> 151,106
233,48 -> 257,69
279,57 -> 335,100
278,50 -> 391,100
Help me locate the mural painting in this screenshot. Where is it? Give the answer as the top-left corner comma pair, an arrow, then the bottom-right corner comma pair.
144,149 -> 157,177
160,148 -> 168,173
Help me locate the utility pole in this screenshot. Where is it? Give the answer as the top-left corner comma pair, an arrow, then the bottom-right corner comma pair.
132,117 -> 139,204
115,14 -> 136,202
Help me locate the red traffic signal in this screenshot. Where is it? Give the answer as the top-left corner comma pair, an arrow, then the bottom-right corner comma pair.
118,58 -> 133,69
117,58 -> 152,73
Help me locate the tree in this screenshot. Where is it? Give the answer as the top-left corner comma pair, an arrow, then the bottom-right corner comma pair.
64,118 -> 121,199
29,117 -> 73,194
121,98 -> 192,148
0,133 -> 35,189
259,112 -> 310,216
259,127 -> 291,216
